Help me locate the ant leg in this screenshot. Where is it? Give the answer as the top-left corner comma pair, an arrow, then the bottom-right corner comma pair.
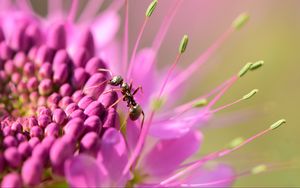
83,79 -> 109,92
132,85 -> 143,95
98,68 -> 113,77
109,95 -> 126,108
140,111 -> 145,129
103,88 -> 123,95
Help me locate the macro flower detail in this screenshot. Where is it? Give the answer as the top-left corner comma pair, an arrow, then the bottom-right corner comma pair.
0,0 -> 287,187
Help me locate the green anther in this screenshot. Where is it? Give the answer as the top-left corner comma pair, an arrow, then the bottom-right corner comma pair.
151,97 -> 165,111
228,137 -> 244,148
242,89 -> 259,100
251,164 -> 267,174
145,0 -> 158,17
238,62 -> 253,77
250,60 -> 264,70
193,99 -> 208,108
232,12 -> 250,30
270,119 -> 286,130
179,35 -> 189,54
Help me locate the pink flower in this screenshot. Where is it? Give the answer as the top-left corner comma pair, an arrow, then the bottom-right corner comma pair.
0,0 -> 286,187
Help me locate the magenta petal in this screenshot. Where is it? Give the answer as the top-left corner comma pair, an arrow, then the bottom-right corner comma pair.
150,111 -> 211,139
98,128 -> 129,186
142,131 -> 202,178
91,11 -> 120,48
65,154 -> 108,187
182,164 -> 235,187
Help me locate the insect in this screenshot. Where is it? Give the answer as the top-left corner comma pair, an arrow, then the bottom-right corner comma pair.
90,69 -> 145,128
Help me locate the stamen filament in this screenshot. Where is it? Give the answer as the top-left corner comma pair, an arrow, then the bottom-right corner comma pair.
122,0 -> 129,74
126,17 -> 149,79
68,0 -> 79,23
78,0 -> 104,22
159,120 -> 286,185
152,0 -> 183,52
48,0 -> 62,16
166,27 -> 234,94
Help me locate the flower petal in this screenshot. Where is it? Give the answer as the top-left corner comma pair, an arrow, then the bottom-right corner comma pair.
91,11 -> 120,48
64,154 -> 108,187
141,130 -> 203,178
98,128 -> 130,186
150,111 -> 211,139
181,164 -> 235,187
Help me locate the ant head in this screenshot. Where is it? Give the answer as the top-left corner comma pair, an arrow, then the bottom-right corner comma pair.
129,104 -> 142,121
110,75 -> 123,86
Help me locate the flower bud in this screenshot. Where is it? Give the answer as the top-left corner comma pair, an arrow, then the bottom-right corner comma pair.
52,108 -> 67,125
1,172 -> 22,188
78,95 -> 94,109
45,122 -> 60,137
80,132 -> 100,157
85,57 -> 106,75
84,115 -> 102,134
47,23 -> 66,50
84,101 -> 105,117
83,73 -> 107,99
72,67 -> 89,89
4,147 -> 21,168
59,83 -> 73,97
21,157 -> 43,186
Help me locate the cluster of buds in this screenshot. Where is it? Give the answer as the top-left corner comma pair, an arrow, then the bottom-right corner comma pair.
0,12 -> 121,187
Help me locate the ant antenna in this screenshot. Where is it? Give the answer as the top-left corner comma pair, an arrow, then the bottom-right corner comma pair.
98,68 -> 113,77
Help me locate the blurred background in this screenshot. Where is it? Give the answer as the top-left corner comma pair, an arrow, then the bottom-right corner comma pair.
31,0 -> 300,186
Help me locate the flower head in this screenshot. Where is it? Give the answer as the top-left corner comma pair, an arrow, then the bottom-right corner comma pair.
0,0 -> 286,187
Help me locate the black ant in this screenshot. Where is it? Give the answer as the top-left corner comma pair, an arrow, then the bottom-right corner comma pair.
90,69 -> 145,128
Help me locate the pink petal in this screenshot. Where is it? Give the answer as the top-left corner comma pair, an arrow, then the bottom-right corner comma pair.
131,48 -> 157,107
64,154 -> 108,187
182,164 -> 235,187
141,131 -> 203,178
91,11 -> 120,48
150,110 -> 211,139
98,128 -> 130,186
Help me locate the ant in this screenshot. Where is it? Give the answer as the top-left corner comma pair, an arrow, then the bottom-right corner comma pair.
89,69 -> 145,128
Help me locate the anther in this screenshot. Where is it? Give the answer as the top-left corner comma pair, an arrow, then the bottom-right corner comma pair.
270,119 -> 286,130
179,35 -> 189,54
251,164 -> 267,175
232,12 -> 250,30
145,0 -> 158,17
228,137 -> 244,149
242,89 -> 258,100
238,62 -> 253,77
193,99 -> 208,108
250,60 -> 264,70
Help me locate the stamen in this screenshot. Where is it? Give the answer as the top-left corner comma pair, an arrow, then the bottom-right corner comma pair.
122,0 -> 129,73
232,12 -> 250,30
210,89 -> 258,113
152,0 -> 183,52
251,164 -> 267,174
123,34 -> 188,176
127,0 -> 158,79
228,137 -> 244,149
48,0 -> 63,17
158,35 -> 189,98
238,62 -> 253,77
270,119 -> 286,130
243,89 -> 259,100
68,0 -> 79,22
78,0 -> 104,22
250,60 -> 264,70
145,0 -> 158,17
192,99 -> 208,108
167,13 -> 250,94
159,119 -> 286,185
